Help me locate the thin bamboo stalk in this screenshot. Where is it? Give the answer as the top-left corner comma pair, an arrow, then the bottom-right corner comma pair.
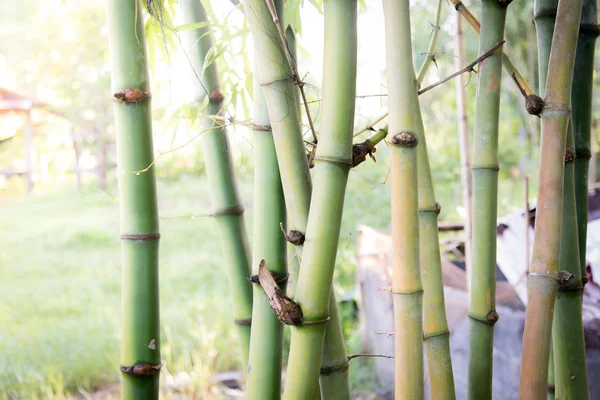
449,0 -> 544,115
105,1 -> 161,398
455,12 -> 472,293
416,0 -> 443,85
245,57 -> 287,398
179,0 -> 253,369
282,2 -> 357,398
572,0 -> 598,280
382,0 -> 423,398
244,0 -> 352,397
519,0 -> 583,397
467,1 -> 507,398
553,120 -> 589,399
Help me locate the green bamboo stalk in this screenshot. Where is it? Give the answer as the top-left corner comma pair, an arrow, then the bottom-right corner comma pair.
243,1 -> 352,398
179,0 -> 253,369
553,120 -> 589,399
281,1 -> 357,399
105,1 -> 161,398
449,0 -> 543,115
519,0 -> 583,397
572,0 -> 597,280
548,345 -> 556,399
381,0 -> 423,398
245,57 -> 287,399
467,1 -> 508,398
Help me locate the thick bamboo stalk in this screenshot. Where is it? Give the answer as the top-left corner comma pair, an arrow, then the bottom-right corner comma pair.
449,0 -> 543,115
246,57 -> 287,399
572,0 -> 598,280
382,0 -> 423,398
519,0 -> 583,398
467,1 -> 507,398
105,1 -> 161,398
179,0 -> 253,368
455,12 -> 472,292
282,2 -> 357,399
244,0 -> 352,397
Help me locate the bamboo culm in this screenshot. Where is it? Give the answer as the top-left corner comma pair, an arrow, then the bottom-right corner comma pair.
243,0 -> 352,397
467,1 -> 508,398
245,55 -> 287,398
105,0 -> 161,397
179,0 -> 253,369
282,1 -> 357,398
519,0 -> 583,397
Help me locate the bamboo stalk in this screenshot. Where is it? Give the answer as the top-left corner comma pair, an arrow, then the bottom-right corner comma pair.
282,2 -> 357,398
467,1 -> 507,398
553,120 -> 589,399
105,1 -> 161,398
245,55 -> 287,398
455,12 -> 472,293
449,0 -> 544,115
416,0 -> 443,84
519,0 -> 583,397
381,0 -> 423,398
179,0 -> 253,369
244,0 -> 352,397
572,0 -> 598,280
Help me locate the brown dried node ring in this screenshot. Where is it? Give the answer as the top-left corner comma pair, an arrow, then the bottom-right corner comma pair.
114,88 -> 151,104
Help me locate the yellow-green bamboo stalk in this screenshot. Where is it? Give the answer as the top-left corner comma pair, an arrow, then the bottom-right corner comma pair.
281,1 -> 357,399
179,0 -> 253,369
519,0 -> 583,397
467,1 -> 508,398
105,0 -> 161,398
244,0 -> 352,397
449,0 -> 544,115
246,57 -> 287,399
382,0 -> 423,398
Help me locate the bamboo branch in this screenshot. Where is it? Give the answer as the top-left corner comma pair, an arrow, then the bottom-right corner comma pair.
416,0 -> 443,84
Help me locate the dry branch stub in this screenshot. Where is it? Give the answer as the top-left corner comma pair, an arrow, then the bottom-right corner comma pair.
525,94 -> 545,116
113,88 -> 151,104
390,132 -> 418,147
352,141 -> 376,167
120,362 -> 163,378
254,260 -> 302,326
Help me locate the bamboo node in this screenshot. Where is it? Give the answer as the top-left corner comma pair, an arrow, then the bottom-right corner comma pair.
423,330 -> 450,340
352,142 -> 377,167
419,203 -> 441,215
576,150 -> 592,159
528,271 -> 573,284
468,310 -> 499,325
209,89 -> 225,104
313,155 -> 353,166
320,362 -> 349,376
307,147 -> 316,169
234,318 -> 252,326
113,88 -> 151,104
250,270 -> 289,285
120,362 -> 163,378
256,260 -> 303,325
564,147 -> 576,163
547,384 -> 556,393
390,132 -> 418,147
120,232 -> 161,241
525,95 -> 544,116
280,223 -> 305,245
211,206 -> 244,217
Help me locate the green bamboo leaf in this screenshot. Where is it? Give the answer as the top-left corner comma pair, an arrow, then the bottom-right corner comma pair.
174,22 -> 210,31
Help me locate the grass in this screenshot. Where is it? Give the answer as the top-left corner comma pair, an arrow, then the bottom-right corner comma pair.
0,141 -> 531,399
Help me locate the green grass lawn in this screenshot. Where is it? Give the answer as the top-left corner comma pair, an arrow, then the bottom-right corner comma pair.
0,145 -> 528,399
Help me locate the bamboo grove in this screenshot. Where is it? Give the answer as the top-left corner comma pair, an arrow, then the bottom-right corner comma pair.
104,0 -> 597,399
